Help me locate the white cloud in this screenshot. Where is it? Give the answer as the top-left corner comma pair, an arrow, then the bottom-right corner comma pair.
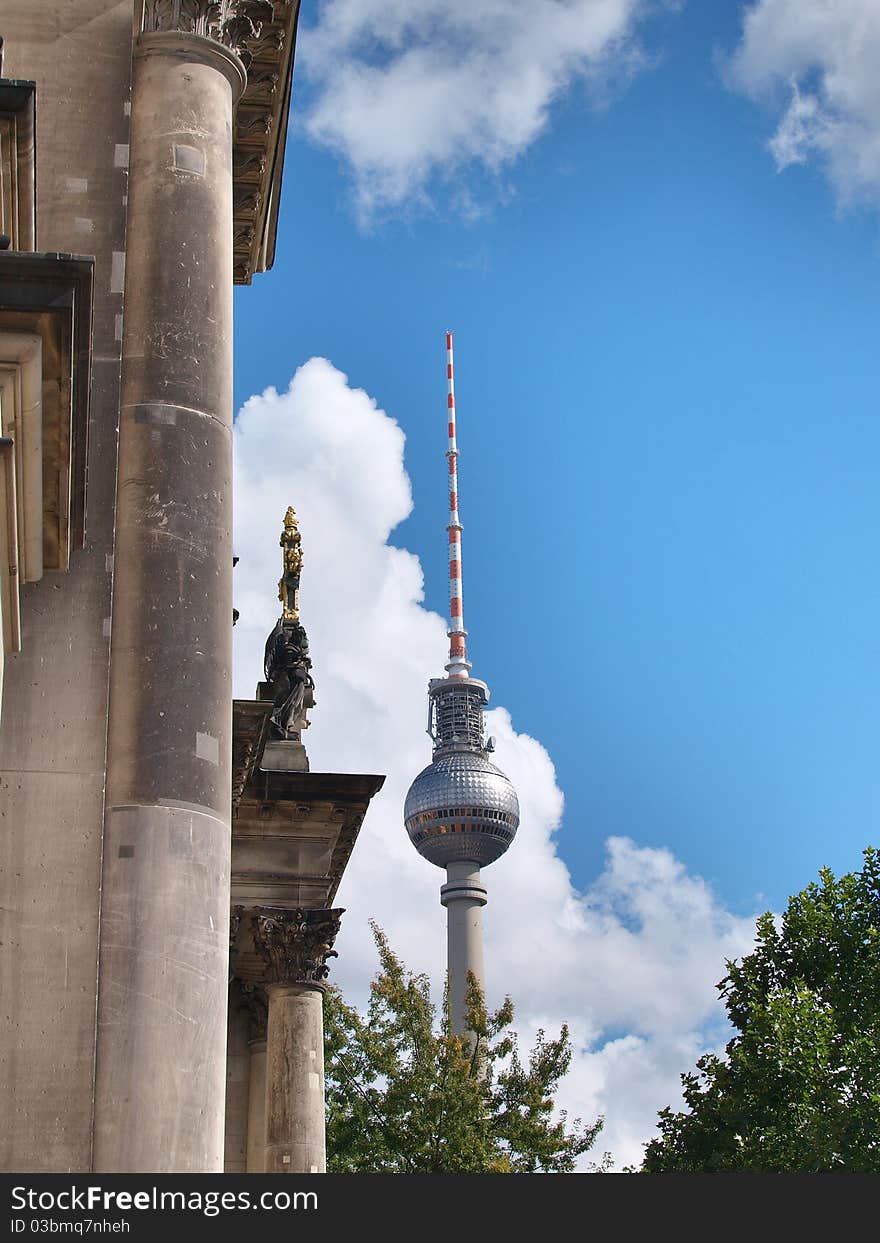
729,0 -> 880,208
298,0 -> 654,220
233,358 -> 759,1168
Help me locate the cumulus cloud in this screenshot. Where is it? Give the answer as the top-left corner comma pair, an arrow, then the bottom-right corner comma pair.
729,0 -> 880,208
233,358 -> 759,1167
297,0 -> 655,220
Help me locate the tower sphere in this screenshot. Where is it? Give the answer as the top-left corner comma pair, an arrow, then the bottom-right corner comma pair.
405,748 -> 520,869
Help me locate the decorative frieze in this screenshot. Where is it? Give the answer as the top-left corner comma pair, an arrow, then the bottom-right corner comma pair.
251,907 -> 343,988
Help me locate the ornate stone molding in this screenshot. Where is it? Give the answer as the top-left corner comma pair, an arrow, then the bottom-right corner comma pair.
251,907 -> 343,988
231,1 -> 300,284
233,150 -> 267,180
141,0 -> 274,64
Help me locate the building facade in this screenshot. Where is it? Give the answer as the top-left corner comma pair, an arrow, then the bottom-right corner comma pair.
0,0 -> 381,1175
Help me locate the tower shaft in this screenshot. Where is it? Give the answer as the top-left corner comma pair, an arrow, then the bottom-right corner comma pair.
441,861 -> 487,1035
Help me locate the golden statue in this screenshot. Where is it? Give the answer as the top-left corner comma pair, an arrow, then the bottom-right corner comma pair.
278,505 -> 303,621
266,505 -> 314,740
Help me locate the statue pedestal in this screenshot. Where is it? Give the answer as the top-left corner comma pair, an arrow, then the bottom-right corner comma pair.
261,740 -> 309,773
257,681 -> 315,712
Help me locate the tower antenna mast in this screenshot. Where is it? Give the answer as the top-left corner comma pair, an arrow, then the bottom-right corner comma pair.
445,331 -> 469,679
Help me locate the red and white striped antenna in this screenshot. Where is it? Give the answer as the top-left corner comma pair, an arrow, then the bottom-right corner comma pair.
445,331 -> 471,679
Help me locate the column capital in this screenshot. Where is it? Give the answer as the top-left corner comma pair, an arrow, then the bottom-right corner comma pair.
140,1 -> 275,67
251,907 -> 344,990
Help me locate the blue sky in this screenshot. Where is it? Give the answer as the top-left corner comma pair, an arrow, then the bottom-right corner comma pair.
236,0 -> 880,914
231,1 -> 880,1162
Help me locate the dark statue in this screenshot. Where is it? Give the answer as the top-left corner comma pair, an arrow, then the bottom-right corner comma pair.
264,617 -> 314,741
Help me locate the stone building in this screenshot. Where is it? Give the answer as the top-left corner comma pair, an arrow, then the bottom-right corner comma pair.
0,2 -> 383,1174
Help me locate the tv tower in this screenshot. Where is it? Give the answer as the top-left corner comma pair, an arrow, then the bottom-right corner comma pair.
404,332 -> 520,1035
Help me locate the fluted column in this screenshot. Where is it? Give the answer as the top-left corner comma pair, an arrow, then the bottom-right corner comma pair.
93,0 -> 272,1173
252,908 -> 343,1174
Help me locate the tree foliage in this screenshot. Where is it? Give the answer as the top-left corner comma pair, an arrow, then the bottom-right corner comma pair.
324,923 -> 605,1172
642,848 -> 880,1172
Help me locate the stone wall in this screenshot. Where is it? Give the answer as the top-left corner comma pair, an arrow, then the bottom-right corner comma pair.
0,0 -> 131,1173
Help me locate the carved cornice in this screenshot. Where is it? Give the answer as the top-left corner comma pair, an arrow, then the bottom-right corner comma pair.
231,700 -> 273,814
231,1 -> 301,284
327,813 -> 367,906
251,906 -> 343,988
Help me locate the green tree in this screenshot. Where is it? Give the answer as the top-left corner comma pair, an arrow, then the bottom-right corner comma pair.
324,923 -> 606,1172
642,848 -> 880,1172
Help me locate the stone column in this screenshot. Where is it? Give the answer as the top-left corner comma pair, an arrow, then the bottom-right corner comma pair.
224,989 -> 250,1174
247,1038 -> 268,1173
252,908 -> 343,1174
93,1 -> 272,1173
243,983 -> 268,1173
440,861 -> 487,1035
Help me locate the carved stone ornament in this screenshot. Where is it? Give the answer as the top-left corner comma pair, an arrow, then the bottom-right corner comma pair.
237,108 -> 274,139
233,150 -> 268,180
230,904 -> 244,950
241,981 -> 269,1042
251,907 -> 344,988
233,185 -> 263,215
247,66 -> 280,97
228,904 -> 244,981
234,221 -> 256,249
141,0 -> 275,62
